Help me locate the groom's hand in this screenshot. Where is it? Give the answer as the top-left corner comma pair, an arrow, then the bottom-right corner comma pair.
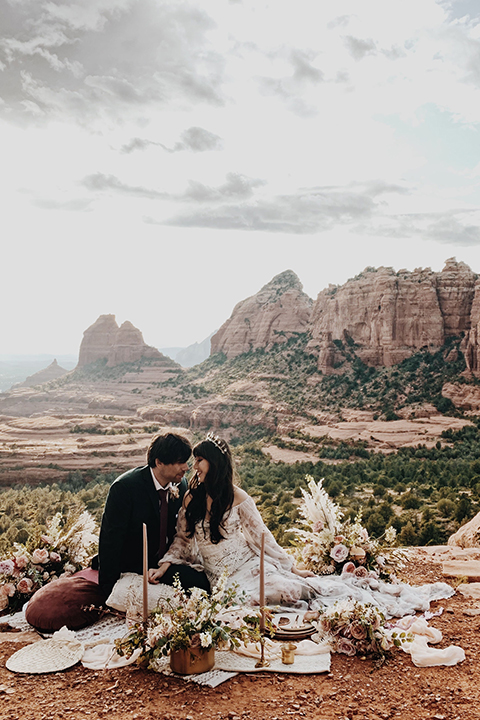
148,562 -> 171,584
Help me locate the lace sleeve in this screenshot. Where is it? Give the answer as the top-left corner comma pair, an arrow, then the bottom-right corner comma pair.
237,496 -> 294,572
161,507 -> 202,569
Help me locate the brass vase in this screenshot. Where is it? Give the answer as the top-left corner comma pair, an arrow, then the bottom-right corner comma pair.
169,646 -> 215,675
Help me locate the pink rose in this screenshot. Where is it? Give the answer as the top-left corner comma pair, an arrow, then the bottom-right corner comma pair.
49,552 -> 61,563
334,535 -> 345,544
17,577 -> 34,594
341,562 -> 356,575
349,621 -> 367,640
0,559 -> 15,575
312,520 -> 324,533
14,555 -> 29,570
354,566 -> 368,579
2,583 -> 16,597
40,535 -> 52,544
32,549 -> 49,564
330,544 -> 349,563
336,637 -> 356,656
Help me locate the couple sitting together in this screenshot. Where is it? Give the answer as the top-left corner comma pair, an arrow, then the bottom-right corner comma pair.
98,432 -> 452,620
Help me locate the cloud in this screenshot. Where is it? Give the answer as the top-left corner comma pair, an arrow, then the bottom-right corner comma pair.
358,209 -> 480,247
121,126 -> 222,154
174,126 -> 223,152
343,36 -> 377,61
82,172 -> 167,199
165,185 -> 377,233
424,213 -> 480,246
257,48 -> 323,115
0,0 -> 225,124
183,173 -> 264,202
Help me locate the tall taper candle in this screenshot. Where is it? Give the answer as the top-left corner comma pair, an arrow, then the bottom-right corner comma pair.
259,531 -> 265,632
142,523 -> 148,623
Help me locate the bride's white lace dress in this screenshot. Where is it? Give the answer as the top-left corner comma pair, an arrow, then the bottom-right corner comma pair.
161,496 -> 454,618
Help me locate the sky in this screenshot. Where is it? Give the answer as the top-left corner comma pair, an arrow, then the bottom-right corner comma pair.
1,0 -> 480,356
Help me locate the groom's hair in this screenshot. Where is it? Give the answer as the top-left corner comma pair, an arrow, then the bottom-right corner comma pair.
147,432 -> 191,467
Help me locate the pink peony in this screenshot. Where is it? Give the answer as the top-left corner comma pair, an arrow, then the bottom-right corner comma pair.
32,548 -> 49,564
341,562 -> 356,575
0,559 -> 15,575
14,555 -> 29,570
354,566 -> 368,579
336,636 -> 356,656
330,544 -> 349,563
17,577 -> 34,594
312,520 -> 324,533
49,551 -> 61,563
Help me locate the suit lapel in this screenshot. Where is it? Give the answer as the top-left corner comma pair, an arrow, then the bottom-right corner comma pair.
142,466 -> 161,519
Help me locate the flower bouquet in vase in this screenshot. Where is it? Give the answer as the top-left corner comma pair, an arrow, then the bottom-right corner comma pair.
115,571 -> 261,675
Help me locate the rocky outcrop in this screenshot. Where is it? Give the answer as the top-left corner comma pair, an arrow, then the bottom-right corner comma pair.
448,512 -> 480,548
437,258 -> 477,338
306,259 -> 478,373
78,315 -> 165,368
463,279 -> 480,373
16,359 -> 69,387
210,270 -> 312,359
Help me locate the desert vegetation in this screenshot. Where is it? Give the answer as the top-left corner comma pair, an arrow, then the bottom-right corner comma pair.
1,423 -> 480,558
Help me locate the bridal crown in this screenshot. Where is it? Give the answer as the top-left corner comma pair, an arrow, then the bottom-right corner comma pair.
206,432 -> 228,455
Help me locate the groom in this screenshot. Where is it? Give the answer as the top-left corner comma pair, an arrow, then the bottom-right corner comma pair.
98,432 -> 209,598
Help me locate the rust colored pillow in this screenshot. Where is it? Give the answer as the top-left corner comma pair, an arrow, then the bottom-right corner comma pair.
25,577 -> 106,632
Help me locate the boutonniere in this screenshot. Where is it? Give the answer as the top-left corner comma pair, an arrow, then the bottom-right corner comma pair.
169,485 -> 180,500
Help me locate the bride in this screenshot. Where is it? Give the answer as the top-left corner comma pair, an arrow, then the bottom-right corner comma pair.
148,433 -> 453,618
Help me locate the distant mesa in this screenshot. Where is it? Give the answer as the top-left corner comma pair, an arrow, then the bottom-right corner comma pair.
211,270 -> 313,359
16,359 -> 69,388
175,332 -> 215,368
78,314 -> 167,368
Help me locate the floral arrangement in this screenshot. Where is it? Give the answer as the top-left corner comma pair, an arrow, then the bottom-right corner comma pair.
317,598 -> 411,662
292,476 -> 400,581
115,572 -> 263,670
0,510 -> 99,613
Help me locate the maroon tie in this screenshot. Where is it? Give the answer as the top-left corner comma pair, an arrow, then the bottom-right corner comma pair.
158,488 -> 169,560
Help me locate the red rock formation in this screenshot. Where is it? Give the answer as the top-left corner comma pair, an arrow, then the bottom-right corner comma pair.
77,315 -> 164,368
306,259 -> 478,373
107,321 -> 163,366
436,258 -> 477,337
78,315 -> 119,367
210,270 -> 312,359
463,279 -> 480,374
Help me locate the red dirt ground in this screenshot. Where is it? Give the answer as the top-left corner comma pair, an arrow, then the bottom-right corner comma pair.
1,555 -> 479,720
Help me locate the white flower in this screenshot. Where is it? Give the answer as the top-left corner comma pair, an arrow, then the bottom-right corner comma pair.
330,544 -> 349,563
385,526 -> 397,544
169,485 -> 180,500
200,632 -> 212,648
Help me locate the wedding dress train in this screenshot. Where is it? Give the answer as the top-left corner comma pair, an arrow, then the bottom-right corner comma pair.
160,496 -> 454,618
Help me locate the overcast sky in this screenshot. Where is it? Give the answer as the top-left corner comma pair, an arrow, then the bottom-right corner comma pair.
1,0 -> 480,355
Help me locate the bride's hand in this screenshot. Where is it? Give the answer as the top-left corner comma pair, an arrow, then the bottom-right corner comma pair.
291,565 -> 315,578
148,562 -> 171,584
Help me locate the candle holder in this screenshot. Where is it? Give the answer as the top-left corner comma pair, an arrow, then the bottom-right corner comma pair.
255,630 -> 270,668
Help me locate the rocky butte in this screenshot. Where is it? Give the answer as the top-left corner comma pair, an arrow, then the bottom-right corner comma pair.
78,315 -> 165,368
304,258 -> 479,374
211,270 -> 313,359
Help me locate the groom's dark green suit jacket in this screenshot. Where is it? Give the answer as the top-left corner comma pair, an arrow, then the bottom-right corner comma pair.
98,465 -> 187,596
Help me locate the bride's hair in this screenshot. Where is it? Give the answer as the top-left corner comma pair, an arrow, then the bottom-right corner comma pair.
185,436 -> 235,543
